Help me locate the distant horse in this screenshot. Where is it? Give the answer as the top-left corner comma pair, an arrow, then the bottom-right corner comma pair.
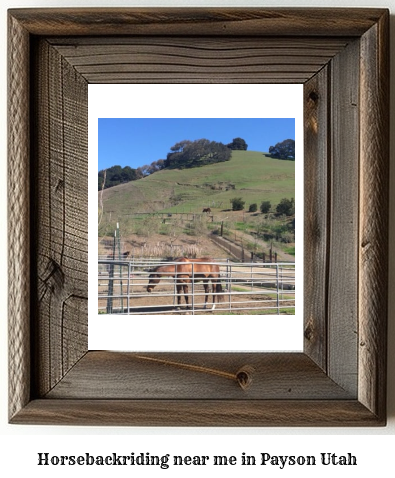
146,257 -> 223,309
202,207 -> 211,214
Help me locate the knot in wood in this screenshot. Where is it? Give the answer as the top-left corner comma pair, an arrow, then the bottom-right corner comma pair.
304,322 -> 314,341
308,90 -> 319,103
236,365 -> 255,390
43,258 -> 65,293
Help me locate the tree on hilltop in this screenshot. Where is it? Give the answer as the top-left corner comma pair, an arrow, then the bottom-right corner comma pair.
164,138 -> 231,169
98,165 -> 139,190
227,137 -> 248,151
268,139 -> 295,160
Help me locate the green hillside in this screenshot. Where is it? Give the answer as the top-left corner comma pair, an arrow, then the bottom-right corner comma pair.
99,150 -> 295,219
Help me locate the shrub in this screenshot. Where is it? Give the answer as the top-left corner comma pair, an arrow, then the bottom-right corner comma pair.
276,198 -> 295,216
230,197 -> 245,211
248,203 -> 258,212
280,231 -> 295,243
260,200 -> 271,213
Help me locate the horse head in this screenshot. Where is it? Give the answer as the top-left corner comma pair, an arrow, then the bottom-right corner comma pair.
147,273 -> 160,292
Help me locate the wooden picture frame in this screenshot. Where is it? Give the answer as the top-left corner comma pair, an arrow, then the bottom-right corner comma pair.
8,8 -> 389,426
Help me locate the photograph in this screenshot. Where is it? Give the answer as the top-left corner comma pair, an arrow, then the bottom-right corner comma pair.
97,118 -> 296,317
88,84 -> 303,352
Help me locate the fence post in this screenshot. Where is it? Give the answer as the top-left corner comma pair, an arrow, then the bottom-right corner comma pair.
276,263 -> 280,314
280,265 -> 283,301
173,264 -> 177,307
116,222 -> 124,313
228,261 -> 232,312
127,261 -> 131,315
106,230 -> 116,314
188,262 -> 195,315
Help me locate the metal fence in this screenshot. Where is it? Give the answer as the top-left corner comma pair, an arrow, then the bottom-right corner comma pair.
98,259 -> 295,315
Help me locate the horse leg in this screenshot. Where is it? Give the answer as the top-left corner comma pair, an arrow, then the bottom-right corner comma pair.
183,284 -> 190,309
211,280 -> 217,310
203,281 -> 209,309
175,284 -> 182,310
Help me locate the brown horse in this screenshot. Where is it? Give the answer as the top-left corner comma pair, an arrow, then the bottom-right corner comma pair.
146,257 -> 223,309
202,207 -> 211,214
146,261 -> 191,309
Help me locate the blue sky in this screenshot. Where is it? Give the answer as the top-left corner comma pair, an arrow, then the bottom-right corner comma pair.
98,118 -> 295,171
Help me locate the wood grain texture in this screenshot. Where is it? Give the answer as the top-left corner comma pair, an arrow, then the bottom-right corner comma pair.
8,12 -> 31,421
7,7 -> 389,426
11,399 -> 383,427
31,39 -> 88,397
327,39 -> 360,396
303,67 -> 329,370
8,8 -> 387,37
358,12 -> 389,421
49,37 -> 350,84
46,352 -> 354,400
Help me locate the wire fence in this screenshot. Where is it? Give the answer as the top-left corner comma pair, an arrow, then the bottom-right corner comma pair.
98,259 -> 295,315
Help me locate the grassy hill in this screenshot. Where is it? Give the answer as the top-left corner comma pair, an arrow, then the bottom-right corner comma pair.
98,150 -> 296,260
99,150 -> 295,219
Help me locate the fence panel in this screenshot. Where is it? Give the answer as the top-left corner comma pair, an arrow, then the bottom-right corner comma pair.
98,259 -> 296,315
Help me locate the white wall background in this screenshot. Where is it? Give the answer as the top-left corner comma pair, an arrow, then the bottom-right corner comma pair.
1,0 -> 394,476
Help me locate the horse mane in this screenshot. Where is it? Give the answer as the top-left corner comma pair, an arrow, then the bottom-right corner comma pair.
149,264 -> 164,274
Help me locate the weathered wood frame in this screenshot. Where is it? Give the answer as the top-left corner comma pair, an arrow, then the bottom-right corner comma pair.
8,8 -> 389,426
